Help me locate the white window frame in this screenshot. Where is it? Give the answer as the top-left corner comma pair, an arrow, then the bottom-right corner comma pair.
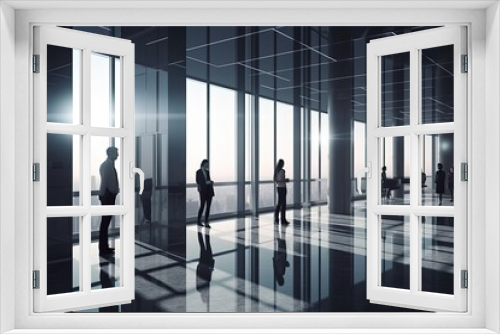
1,2 -> 498,333
33,25 -> 137,313
365,26 -> 468,312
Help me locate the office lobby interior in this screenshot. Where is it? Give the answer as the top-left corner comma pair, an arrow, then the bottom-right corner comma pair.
44,26 -> 456,313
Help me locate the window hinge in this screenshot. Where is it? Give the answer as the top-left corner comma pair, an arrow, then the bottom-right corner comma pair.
33,270 -> 40,289
461,270 -> 468,289
33,54 -> 40,73
33,163 -> 40,182
461,54 -> 468,73
461,162 -> 468,181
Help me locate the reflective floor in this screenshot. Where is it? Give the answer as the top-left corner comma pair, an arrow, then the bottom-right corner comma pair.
70,202 -> 457,313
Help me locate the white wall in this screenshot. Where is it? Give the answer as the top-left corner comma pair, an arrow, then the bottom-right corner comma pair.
5,4 -> 498,333
486,2 -> 500,333
0,2 -> 16,334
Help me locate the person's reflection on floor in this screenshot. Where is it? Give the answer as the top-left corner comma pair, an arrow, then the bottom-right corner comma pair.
273,226 -> 290,286
99,253 -> 119,312
196,229 -> 215,305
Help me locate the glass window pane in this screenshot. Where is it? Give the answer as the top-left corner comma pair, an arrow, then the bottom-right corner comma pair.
259,182 -> 275,209
259,98 -> 274,181
311,111 -> 320,180
210,85 -> 236,182
421,216 -> 454,295
92,215 -> 121,290
321,110 -> 329,201
91,52 -> 121,128
321,112 -> 329,180
311,180 -> 320,202
421,45 -> 454,124
381,215 -> 410,290
91,137 -> 122,206
137,134 -> 155,182
354,121 -> 366,198
421,134 -> 454,206
186,79 -> 207,184
381,52 -> 410,127
186,187 -> 199,219
245,93 -> 252,182
354,121 -> 365,176
47,134 -> 81,206
277,102 -> 294,179
245,184 -> 251,211
47,217 -> 80,295
380,136 -> 410,205
47,46 -> 81,124
210,185 -> 237,215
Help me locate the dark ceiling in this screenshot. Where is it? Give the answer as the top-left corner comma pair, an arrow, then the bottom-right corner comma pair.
67,26 -> 452,123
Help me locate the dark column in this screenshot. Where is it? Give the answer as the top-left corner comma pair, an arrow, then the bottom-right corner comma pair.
302,27 -> 311,207
250,27 -> 260,217
166,27 -> 187,259
328,27 -> 354,215
293,27 -> 303,208
235,28 -> 248,311
236,27 -> 247,217
325,28 -> 356,311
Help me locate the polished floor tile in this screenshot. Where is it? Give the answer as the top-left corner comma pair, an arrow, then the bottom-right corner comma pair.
67,204 -> 457,313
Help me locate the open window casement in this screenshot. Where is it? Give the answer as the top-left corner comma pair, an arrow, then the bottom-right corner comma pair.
33,26 -> 141,312
365,26 -> 467,312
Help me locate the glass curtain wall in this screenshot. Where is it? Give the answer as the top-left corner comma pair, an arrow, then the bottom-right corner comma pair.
62,25 -> 442,314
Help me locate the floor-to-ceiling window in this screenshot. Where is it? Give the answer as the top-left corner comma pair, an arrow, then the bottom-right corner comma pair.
258,97 -> 276,209
186,79 -> 208,217
209,85 -> 237,215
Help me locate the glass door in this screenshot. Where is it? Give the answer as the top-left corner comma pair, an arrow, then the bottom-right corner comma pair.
33,26 -> 140,312
366,26 -> 467,312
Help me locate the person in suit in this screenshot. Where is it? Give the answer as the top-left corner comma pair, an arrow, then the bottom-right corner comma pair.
435,163 -> 446,206
274,159 -> 290,225
381,166 -> 389,199
196,159 -> 215,228
99,147 -> 119,254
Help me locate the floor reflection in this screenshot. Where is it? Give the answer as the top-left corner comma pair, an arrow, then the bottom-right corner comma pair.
71,204 -> 456,313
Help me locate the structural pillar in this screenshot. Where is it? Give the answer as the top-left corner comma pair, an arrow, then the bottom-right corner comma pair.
328,27 -> 354,215
166,27 -> 187,258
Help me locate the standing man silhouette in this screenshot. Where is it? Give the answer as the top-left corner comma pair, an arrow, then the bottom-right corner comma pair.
99,147 -> 119,254
196,159 -> 215,228
435,163 -> 446,206
274,159 -> 290,225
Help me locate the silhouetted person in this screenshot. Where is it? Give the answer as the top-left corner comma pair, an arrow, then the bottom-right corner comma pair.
99,147 -> 119,254
273,228 -> 289,286
448,167 -> 454,202
196,159 -> 214,228
435,163 -> 446,206
196,230 -> 214,304
274,159 -> 290,225
381,166 -> 389,199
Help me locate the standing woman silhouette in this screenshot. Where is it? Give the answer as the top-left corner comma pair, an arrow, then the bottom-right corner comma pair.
196,159 -> 215,228
274,159 -> 290,225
